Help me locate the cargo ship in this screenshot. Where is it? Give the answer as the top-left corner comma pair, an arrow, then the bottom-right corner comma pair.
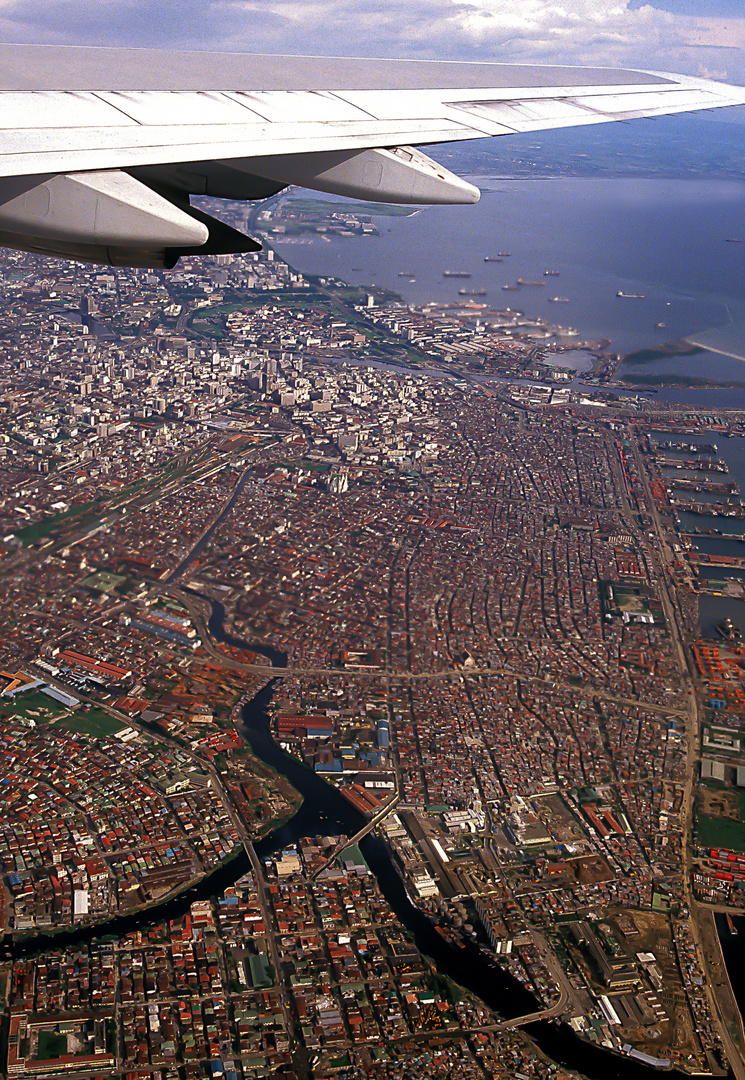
544,270 -> 560,276
484,256 -> 503,262
459,289 -> 487,296
444,270 -> 472,278
549,296 -> 570,303
617,290 -> 646,299
516,278 -> 545,287
502,284 -> 520,291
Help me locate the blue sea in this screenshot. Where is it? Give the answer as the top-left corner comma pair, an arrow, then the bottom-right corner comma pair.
270,177 -> 745,404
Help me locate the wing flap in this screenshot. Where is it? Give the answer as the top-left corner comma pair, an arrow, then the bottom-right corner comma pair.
449,81 -> 745,135
575,88 -> 712,113
0,90 -> 138,129
95,90 -> 267,125
233,90 -> 372,123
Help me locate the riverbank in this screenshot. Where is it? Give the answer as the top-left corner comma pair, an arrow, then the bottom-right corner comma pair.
1,847 -> 251,962
208,611 -> 704,1080
1,616 -> 707,1078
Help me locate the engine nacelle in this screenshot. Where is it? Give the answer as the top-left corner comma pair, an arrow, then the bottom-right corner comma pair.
234,146 -> 481,205
0,150 -> 478,267
0,170 -> 260,267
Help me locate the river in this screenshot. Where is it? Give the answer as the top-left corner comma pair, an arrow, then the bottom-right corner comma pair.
0,599 -> 713,1078
205,604 -> 700,1080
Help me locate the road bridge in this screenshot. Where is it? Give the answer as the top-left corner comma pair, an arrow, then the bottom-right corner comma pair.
310,791 -> 400,880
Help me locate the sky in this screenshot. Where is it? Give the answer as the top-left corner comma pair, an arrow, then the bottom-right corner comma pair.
0,0 -> 742,140
0,0 -> 742,88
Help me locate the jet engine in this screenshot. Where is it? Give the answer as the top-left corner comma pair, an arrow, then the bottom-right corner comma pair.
0,169 -> 260,268
0,146 -> 478,267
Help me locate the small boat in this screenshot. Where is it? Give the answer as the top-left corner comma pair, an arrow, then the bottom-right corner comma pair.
435,925 -> 467,947
727,914 -> 738,936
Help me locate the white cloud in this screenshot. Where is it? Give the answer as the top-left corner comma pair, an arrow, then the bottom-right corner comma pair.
0,0 -> 741,86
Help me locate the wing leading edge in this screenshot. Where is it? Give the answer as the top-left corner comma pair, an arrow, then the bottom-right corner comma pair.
0,45 -> 742,266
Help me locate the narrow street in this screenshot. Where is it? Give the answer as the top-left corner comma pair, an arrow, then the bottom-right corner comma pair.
207,766 -> 309,1079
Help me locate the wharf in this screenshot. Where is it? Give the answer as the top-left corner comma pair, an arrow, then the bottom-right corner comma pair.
667,478 -> 739,495
683,530 -> 745,542
673,502 -> 745,518
690,553 -> 745,569
654,441 -> 718,454
657,457 -> 728,473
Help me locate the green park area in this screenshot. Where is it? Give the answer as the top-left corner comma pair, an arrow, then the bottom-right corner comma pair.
56,708 -> 126,738
697,813 -> 745,853
614,585 -> 652,615
0,688 -> 125,739
697,788 -> 745,852
36,1030 -> 68,1060
14,498 -> 99,544
83,570 -> 128,594
0,688 -> 69,724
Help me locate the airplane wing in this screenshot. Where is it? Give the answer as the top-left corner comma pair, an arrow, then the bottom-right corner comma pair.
0,44 -> 743,267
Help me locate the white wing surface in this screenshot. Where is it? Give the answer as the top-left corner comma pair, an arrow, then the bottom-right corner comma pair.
0,44 -> 741,266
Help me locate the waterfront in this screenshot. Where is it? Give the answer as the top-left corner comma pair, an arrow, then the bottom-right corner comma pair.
716,914 -> 745,1033
698,594 -> 745,638
663,434 -> 745,637
271,178 -> 745,375
1,850 -> 251,962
